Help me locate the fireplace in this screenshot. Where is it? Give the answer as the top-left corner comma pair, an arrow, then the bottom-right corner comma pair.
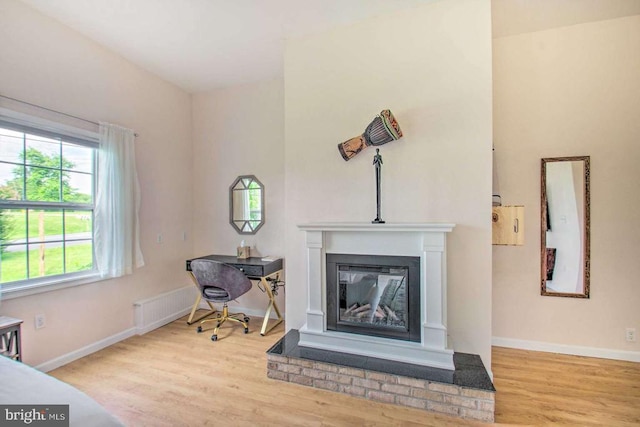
326,253 -> 421,342
270,222 -> 495,422
297,222 -> 456,370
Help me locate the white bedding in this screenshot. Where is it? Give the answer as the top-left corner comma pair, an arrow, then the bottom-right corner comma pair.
0,356 -> 125,426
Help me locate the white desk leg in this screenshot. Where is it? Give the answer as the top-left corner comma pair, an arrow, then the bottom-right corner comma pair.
186,272 -> 217,325
260,276 -> 283,336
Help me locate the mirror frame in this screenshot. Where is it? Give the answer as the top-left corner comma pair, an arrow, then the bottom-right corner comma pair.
229,175 -> 265,235
540,156 -> 590,298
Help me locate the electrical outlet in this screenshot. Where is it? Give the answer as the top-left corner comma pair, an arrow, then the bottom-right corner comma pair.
35,314 -> 46,329
157,233 -> 163,244
626,328 -> 636,342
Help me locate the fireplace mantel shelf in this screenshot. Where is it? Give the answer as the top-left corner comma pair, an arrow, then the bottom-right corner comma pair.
298,222 -> 455,233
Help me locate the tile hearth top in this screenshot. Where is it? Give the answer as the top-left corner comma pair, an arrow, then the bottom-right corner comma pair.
267,330 -> 495,392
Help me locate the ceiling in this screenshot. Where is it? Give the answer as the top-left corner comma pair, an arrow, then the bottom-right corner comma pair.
19,0 -> 640,94
491,0 -> 640,38
19,0 -> 427,93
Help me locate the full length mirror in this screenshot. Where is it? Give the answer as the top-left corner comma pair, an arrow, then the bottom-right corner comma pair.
229,175 -> 264,234
541,156 -> 590,298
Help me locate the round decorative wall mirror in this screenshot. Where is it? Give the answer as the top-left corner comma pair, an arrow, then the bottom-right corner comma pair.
229,175 -> 264,234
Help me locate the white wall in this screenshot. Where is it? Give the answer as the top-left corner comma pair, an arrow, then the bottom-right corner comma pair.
492,15 -> 640,357
191,80 -> 285,313
0,0 -> 193,366
284,0 -> 494,366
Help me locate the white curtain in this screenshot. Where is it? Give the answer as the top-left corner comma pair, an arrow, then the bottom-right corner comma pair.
95,123 -> 144,278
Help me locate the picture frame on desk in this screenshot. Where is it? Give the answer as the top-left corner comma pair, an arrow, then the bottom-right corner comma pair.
237,246 -> 251,259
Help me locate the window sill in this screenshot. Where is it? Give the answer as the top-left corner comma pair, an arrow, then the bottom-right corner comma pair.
0,272 -> 105,300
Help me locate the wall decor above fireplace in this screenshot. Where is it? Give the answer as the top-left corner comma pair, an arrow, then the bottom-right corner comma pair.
337,109 -> 402,161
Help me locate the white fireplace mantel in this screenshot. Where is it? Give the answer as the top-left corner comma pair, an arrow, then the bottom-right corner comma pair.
297,222 -> 456,370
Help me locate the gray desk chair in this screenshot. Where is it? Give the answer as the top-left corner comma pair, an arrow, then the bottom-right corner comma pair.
190,259 -> 252,341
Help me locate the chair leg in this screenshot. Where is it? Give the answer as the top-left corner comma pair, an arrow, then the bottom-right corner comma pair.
200,304 -> 250,340
196,312 -> 224,333
226,314 -> 250,333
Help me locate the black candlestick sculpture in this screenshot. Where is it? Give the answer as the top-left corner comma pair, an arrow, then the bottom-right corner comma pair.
372,148 -> 385,224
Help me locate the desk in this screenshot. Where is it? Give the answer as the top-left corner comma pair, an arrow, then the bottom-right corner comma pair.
186,255 -> 284,336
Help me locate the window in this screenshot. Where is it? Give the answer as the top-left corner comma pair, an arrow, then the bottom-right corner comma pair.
0,122 -> 98,290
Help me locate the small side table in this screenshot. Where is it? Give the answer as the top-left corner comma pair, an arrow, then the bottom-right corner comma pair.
0,316 -> 23,362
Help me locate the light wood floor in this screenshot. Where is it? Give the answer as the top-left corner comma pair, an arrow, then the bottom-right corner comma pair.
50,314 -> 640,426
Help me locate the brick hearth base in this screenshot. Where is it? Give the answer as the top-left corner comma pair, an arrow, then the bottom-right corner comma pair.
266,330 -> 495,422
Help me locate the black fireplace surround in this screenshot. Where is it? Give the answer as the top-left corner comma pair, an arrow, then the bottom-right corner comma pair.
326,253 -> 421,342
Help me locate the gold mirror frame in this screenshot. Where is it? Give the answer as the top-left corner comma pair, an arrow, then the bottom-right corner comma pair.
541,156 -> 590,298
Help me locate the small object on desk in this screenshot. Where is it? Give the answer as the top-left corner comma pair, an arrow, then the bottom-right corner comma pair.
237,245 -> 251,259
261,255 -> 277,262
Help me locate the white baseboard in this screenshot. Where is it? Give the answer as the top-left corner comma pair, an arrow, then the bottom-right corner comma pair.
36,327 -> 137,373
492,336 -> 640,363
36,286 -> 196,372
36,288 -> 284,372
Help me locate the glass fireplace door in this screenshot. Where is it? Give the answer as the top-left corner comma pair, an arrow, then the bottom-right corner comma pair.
339,268 -> 408,331
326,254 -> 421,342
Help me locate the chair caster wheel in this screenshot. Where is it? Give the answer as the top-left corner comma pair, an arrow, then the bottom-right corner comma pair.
211,335 -> 218,341
197,326 -> 203,333
244,317 -> 250,323
244,328 -> 249,334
